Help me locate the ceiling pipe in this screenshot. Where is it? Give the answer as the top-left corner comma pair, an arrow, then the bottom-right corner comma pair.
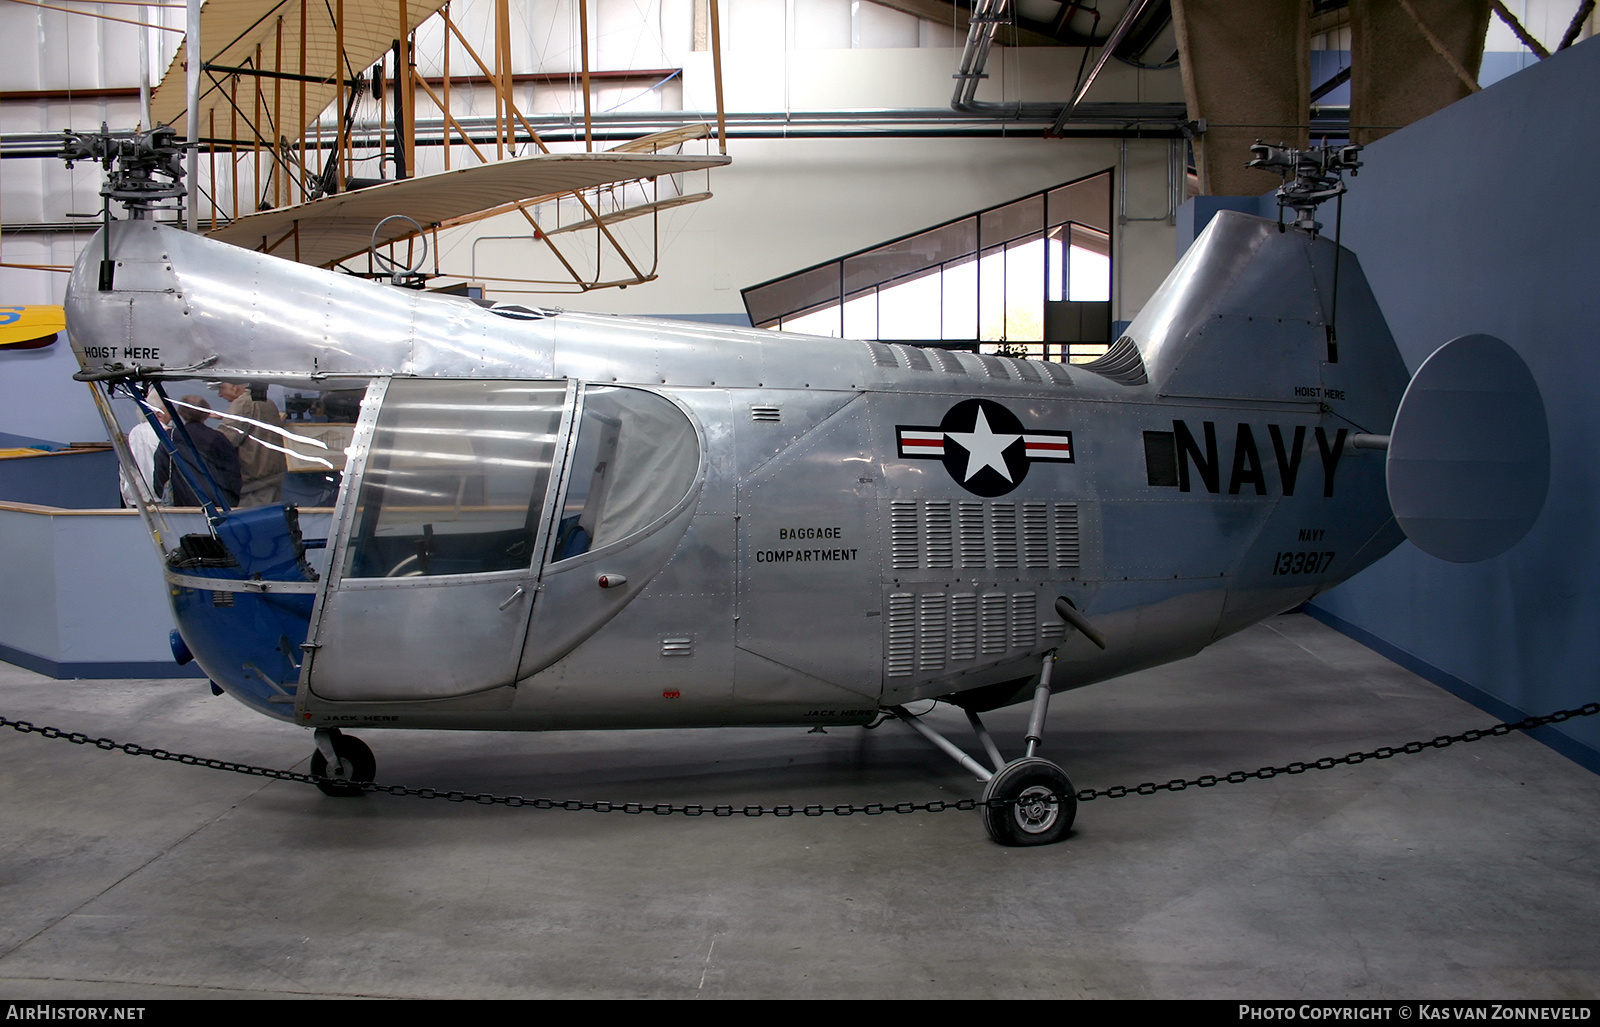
952,0 -> 1181,129
1050,0 -> 1160,134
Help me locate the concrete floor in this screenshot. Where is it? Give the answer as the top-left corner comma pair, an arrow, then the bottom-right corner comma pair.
0,612 -> 1596,1000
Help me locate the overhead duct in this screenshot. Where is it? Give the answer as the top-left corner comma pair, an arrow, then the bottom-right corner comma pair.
952,0 -> 1185,130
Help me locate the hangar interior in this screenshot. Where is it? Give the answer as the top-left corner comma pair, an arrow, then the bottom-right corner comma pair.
0,0 -> 1597,1000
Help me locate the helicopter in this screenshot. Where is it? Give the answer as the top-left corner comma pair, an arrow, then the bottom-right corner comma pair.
62,130 -> 1549,846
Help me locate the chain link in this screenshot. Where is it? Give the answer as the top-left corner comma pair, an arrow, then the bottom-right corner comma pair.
3,701 -> 1597,817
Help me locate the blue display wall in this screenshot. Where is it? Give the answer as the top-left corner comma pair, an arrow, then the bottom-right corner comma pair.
1298,39 -> 1600,771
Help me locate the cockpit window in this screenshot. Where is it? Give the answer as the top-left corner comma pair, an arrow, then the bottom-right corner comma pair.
551,386 -> 699,561
342,380 -> 565,578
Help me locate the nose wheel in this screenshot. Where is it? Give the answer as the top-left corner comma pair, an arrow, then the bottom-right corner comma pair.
311,728 -> 375,797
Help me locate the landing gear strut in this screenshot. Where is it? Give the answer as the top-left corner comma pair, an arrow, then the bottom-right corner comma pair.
311,727 -> 375,797
891,649 -> 1077,846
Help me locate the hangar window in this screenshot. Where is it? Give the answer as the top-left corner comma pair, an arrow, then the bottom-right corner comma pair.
741,170 -> 1113,362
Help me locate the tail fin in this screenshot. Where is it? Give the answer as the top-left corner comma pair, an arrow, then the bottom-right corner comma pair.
1118,211 -> 1410,439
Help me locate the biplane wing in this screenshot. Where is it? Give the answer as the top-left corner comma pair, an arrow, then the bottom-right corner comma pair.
150,0 -> 451,142
205,151 -> 731,268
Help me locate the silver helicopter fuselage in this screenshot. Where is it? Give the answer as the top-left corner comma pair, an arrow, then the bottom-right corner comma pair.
64,210 -> 1409,733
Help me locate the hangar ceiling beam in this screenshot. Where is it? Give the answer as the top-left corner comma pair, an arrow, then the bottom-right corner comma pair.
1169,0 -> 1309,196
1350,0 -> 1490,145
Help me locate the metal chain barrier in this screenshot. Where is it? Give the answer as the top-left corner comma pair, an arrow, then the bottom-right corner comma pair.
2,701 -> 1597,816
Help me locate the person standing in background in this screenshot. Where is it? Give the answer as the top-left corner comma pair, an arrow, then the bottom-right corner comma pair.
155,396 -> 241,507
120,396 -> 170,507
214,382 -> 287,507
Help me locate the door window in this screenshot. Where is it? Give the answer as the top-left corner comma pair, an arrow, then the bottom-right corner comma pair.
342,380 -> 566,578
551,386 -> 700,561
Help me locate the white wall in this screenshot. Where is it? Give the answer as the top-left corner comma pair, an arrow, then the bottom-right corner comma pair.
458,132 -> 1179,325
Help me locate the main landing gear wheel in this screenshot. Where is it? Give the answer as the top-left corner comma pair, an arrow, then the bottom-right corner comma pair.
980,757 -> 1076,847
311,729 -> 375,798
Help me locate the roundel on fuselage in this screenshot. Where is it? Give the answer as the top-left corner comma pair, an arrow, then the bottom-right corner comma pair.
895,398 -> 1075,497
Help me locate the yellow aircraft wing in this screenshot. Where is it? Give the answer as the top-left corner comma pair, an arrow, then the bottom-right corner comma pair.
0,306 -> 63,349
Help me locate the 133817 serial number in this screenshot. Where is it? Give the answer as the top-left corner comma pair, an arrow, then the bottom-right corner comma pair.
1272,551 -> 1335,575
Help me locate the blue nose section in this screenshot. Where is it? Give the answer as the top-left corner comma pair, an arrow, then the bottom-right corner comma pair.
166,505 -> 323,722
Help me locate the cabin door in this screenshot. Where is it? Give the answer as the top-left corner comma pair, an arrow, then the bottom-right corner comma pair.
304,378 -> 574,703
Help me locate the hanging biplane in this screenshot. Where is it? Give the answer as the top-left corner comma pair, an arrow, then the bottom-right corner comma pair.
63,131 -> 1548,846
140,0 -> 731,290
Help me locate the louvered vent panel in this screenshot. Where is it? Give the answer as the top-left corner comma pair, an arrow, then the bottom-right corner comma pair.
1041,361 -> 1075,388
924,501 -> 953,569
1054,502 -> 1080,569
958,502 -> 986,568
1008,358 -> 1042,383
1023,502 -> 1050,568
893,344 -> 933,372
661,636 -> 694,658
890,501 -> 918,569
949,594 -> 978,660
918,593 -> 948,672
866,341 -> 898,368
991,503 -> 1018,568
749,405 -> 781,422
975,354 -> 1009,380
1011,593 -> 1037,647
932,348 -> 965,374
981,594 -> 1009,655
887,593 -> 916,677
1041,617 -> 1066,639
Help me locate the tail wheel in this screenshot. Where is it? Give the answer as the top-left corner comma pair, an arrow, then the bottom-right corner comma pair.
311,732 -> 376,798
980,757 -> 1076,846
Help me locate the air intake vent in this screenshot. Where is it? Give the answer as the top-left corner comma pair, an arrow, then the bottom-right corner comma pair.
661,636 -> 694,658
981,594 -> 1008,655
1081,335 -> 1149,386
749,405 -> 781,422
866,341 -> 898,368
890,501 -> 919,570
887,593 -> 916,677
949,594 -> 978,660
1010,592 -> 1037,647
958,502 -> 986,568
923,501 -> 953,569
991,503 -> 1018,568
918,593 -> 948,672
1023,502 -> 1050,568
1055,503 -> 1080,569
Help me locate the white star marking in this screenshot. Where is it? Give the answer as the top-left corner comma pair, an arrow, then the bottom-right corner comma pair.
944,406 -> 1021,483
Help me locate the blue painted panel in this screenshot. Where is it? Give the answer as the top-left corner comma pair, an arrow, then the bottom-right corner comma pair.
0,507 -> 333,680
1308,37 -> 1600,769
0,448 -> 121,508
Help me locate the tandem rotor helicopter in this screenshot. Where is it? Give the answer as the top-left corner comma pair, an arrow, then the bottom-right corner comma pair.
62,128 -> 1548,846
